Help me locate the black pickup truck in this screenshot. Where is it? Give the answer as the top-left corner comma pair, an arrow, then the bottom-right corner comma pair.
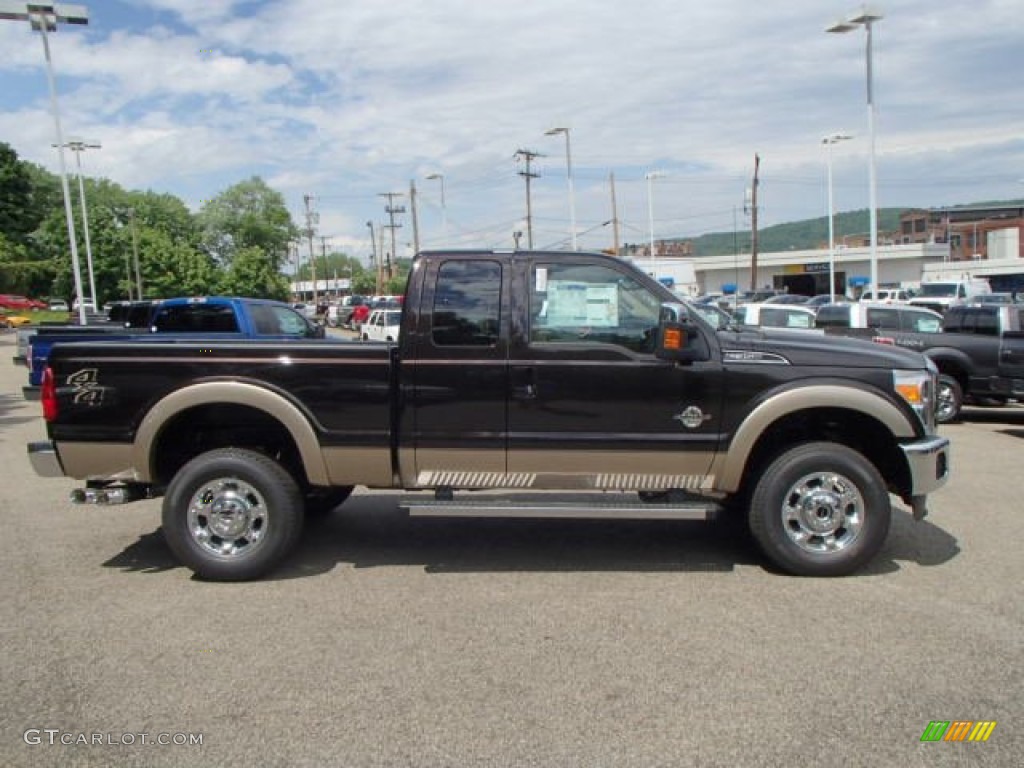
876,304 -> 1024,422
28,250 -> 950,580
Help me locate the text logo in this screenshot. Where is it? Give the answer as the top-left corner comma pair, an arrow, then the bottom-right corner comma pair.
920,721 -> 996,742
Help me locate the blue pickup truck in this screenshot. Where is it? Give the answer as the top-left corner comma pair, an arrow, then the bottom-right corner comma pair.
23,296 -> 325,398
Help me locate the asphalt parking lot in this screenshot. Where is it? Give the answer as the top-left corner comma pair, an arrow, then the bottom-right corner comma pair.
0,330 -> 1020,768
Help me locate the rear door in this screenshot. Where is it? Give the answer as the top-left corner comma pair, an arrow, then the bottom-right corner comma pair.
406,257 -> 508,485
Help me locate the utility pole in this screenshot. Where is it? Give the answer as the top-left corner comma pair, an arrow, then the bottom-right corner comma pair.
609,171 -> 621,256
127,207 -> 142,298
303,193 -> 319,305
319,236 -> 331,300
378,226 -> 387,293
409,179 -> 421,256
746,154 -> 761,291
514,149 -> 542,249
366,221 -> 380,294
378,192 -> 405,282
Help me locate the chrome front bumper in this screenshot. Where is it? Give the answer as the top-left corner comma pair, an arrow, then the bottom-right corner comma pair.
28,441 -> 65,478
900,435 -> 950,520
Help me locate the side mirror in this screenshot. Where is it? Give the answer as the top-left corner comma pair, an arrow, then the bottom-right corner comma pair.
655,302 -> 706,363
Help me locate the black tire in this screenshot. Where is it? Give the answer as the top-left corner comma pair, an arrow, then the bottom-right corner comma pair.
936,374 -> 963,424
161,448 -> 304,581
304,486 -> 354,517
748,442 -> 891,577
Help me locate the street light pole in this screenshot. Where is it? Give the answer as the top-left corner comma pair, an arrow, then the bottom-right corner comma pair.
823,133 -> 852,301
545,127 -> 577,250
58,139 -> 101,310
1,2 -> 90,323
645,171 -> 664,259
828,6 -> 883,295
425,173 -> 447,246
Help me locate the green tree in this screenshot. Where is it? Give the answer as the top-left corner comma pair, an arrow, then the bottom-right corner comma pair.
0,142 -> 37,241
198,177 -> 297,272
218,245 -> 290,300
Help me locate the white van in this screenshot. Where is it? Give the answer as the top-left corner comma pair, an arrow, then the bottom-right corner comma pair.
908,277 -> 991,314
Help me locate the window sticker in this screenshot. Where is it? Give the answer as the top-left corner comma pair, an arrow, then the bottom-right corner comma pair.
546,281 -> 618,327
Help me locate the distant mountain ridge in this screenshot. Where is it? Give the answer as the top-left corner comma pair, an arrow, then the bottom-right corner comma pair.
684,199 -> 1024,257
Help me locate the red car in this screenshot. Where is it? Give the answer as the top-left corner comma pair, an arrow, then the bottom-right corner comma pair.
348,303 -> 370,329
0,294 -> 34,311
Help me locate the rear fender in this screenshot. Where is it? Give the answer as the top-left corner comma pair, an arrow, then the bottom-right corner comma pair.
133,381 -> 328,484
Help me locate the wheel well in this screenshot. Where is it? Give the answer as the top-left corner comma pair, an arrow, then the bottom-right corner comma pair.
932,359 -> 967,389
150,403 -> 307,490
737,407 -> 909,500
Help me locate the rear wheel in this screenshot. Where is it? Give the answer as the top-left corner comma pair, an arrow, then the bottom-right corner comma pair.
936,374 -> 963,424
748,442 -> 890,576
162,448 -> 303,581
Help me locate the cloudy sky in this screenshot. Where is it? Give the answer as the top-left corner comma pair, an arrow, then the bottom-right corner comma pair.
2,0 -> 1022,264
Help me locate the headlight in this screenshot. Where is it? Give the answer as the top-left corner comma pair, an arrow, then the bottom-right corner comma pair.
893,369 -> 935,431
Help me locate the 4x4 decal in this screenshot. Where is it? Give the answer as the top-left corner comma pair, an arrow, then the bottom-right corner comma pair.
67,368 -> 103,406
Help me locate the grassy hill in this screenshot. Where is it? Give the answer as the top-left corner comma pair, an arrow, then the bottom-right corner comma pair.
684,199 -> 1024,257
688,208 -> 902,256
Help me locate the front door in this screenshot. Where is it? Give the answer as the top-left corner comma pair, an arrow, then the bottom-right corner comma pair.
507,257 -> 724,492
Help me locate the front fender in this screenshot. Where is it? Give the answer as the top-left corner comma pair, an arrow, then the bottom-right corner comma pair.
712,384 -> 917,492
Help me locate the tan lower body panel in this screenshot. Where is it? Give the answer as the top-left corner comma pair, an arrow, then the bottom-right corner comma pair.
56,442 -> 137,481
322,446 -> 393,487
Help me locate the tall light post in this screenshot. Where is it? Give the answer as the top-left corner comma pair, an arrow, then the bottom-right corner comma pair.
823,133 -> 852,301
828,6 -> 883,294
645,171 -> 665,259
57,139 -> 100,310
1,2 -> 90,323
545,127 -> 577,250
425,173 -> 447,247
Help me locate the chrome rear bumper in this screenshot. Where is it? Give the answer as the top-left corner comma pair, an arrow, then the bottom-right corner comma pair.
27,441 -> 65,478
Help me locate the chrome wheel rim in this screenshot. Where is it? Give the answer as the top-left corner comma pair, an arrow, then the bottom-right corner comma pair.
186,477 -> 269,560
781,471 -> 864,554
936,382 -> 957,422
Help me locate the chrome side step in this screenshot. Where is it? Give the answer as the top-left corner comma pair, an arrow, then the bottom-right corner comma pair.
401,493 -> 719,521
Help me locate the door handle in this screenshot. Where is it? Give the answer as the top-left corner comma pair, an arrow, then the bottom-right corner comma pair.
511,367 -> 538,400
512,383 -> 537,399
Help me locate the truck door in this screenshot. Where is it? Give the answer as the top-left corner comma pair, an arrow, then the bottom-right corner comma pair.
405,257 -> 509,485
999,307 -> 1024,381
506,257 -> 723,492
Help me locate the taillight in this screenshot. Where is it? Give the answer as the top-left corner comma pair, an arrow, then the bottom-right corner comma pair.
41,367 -> 58,421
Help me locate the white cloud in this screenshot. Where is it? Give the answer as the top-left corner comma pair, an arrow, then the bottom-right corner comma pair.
2,0 -> 1022,258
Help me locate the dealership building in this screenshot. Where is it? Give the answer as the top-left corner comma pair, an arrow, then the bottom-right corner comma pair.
682,203 -> 1024,297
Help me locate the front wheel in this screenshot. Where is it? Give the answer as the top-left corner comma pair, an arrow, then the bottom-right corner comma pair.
748,442 -> 891,577
161,448 -> 304,581
936,374 -> 963,424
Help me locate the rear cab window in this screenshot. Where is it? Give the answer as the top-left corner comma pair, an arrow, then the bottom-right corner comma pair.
153,303 -> 240,333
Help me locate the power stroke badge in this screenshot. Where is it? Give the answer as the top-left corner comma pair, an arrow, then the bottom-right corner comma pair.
673,406 -> 710,429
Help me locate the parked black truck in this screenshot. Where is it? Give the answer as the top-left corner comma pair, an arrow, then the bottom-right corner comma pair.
876,303 -> 1024,422
28,250 -> 950,580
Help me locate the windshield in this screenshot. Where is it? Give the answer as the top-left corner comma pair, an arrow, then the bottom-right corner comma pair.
918,283 -> 958,298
